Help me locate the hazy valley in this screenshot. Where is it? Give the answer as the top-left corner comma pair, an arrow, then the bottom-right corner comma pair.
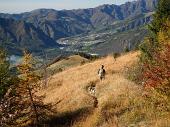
0,0 -> 157,60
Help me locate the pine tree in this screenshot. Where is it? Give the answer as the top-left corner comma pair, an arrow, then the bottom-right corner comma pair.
0,47 -> 20,126
139,0 -> 170,88
140,0 -> 170,62
17,51 -> 41,126
17,51 -> 54,126
0,48 -> 11,99
149,0 -> 170,35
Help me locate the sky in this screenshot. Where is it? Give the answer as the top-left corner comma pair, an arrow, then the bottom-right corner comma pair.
0,0 -> 135,14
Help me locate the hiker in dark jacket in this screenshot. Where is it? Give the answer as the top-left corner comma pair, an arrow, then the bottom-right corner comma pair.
98,65 -> 106,80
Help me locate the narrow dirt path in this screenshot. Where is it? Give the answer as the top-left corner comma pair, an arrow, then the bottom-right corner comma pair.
86,84 -> 98,108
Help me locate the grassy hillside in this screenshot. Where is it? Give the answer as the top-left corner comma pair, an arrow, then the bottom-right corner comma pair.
48,55 -> 89,74
38,51 -> 170,127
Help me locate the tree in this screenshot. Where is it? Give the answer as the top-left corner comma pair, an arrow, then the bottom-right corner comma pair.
149,0 -> 170,35
139,0 -> 170,89
17,51 -> 55,126
142,20 -> 170,88
17,51 -> 41,126
0,47 -> 19,126
0,48 -> 11,99
41,51 -> 49,88
142,0 -> 170,61
0,49 -> 54,126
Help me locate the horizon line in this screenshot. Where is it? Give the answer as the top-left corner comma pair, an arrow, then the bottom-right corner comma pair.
0,0 -> 136,14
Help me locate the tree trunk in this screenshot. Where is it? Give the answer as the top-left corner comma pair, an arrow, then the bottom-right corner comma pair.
43,67 -> 48,88
28,87 -> 39,125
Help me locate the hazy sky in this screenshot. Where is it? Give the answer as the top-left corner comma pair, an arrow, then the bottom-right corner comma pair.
0,0 -> 135,14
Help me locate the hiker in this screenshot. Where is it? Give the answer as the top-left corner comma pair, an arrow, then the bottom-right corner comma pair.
98,65 -> 106,80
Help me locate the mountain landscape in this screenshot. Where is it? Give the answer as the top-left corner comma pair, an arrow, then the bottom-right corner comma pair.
1,0 -> 170,126
0,18 -> 59,55
0,0 -> 157,57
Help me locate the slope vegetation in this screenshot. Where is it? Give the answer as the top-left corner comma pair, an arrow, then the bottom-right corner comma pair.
39,51 -> 142,126
48,55 -> 89,74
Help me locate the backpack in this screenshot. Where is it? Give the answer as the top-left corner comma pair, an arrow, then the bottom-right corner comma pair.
98,68 -> 105,76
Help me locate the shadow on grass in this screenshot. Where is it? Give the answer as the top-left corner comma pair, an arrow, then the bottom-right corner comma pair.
43,107 -> 91,127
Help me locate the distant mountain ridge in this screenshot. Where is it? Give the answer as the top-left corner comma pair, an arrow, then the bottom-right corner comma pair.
0,0 -> 158,55
0,18 -> 59,54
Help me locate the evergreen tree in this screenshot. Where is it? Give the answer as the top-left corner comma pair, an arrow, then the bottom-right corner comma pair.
17,51 -> 41,126
140,0 -> 170,62
0,48 -> 19,126
149,0 -> 170,35
17,51 -> 53,126
0,48 -> 11,99
139,0 -> 170,88
0,50 -> 54,126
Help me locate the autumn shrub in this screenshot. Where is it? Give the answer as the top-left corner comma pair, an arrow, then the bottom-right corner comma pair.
138,0 -> 169,88
112,52 -> 120,61
125,62 -> 143,85
140,20 -> 170,89
139,0 -> 170,90
118,88 -> 170,126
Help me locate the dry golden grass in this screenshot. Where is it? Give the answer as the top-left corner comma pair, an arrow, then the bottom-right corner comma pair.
38,51 -> 170,127
40,52 -> 139,106
48,55 -> 89,72
38,51 -> 144,126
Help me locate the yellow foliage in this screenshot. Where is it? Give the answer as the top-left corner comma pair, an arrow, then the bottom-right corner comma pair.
158,20 -> 170,45
16,51 -> 41,126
